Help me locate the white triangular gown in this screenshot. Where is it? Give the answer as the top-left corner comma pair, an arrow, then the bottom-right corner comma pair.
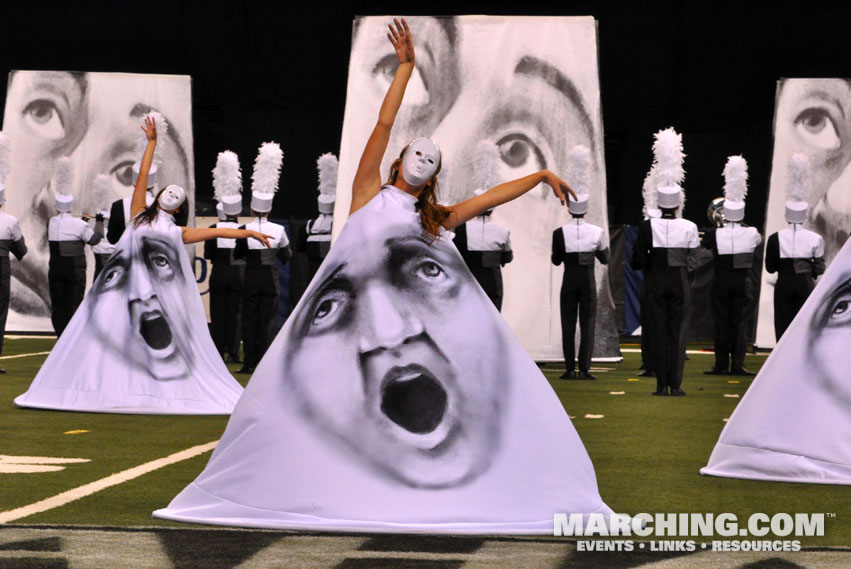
15,212 -> 243,414
701,238 -> 851,484
155,187 -> 613,533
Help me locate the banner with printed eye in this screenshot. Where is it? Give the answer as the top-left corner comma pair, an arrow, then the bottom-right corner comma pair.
755,78 -> 851,348
333,16 -> 619,361
2,70 -> 194,332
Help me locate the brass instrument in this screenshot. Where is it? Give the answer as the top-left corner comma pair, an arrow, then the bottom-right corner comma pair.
707,197 -> 726,227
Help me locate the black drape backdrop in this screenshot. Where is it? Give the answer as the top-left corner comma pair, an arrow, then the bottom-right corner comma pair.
2,0 -> 850,226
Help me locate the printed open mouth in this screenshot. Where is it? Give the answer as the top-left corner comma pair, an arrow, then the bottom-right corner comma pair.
140,310 -> 173,350
380,366 -> 448,434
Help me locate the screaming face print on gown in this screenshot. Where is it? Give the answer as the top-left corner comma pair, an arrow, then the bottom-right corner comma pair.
93,224 -> 192,381
15,211 -> 244,414
1,70 -> 193,330
286,217 -> 505,488
155,187 -> 615,530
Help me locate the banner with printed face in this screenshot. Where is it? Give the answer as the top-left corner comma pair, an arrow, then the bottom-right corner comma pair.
2,71 -> 194,332
756,78 -> 851,348
333,16 -> 619,361
702,237 -> 851,485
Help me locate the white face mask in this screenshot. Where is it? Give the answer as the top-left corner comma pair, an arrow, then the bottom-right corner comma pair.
400,138 -> 440,187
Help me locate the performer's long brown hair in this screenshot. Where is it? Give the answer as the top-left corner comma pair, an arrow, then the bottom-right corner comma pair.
386,151 -> 450,242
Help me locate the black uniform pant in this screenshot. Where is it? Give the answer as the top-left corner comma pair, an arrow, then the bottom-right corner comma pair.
48,254 -> 86,336
0,257 -> 10,355
560,265 -> 597,372
241,266 -> 279,369
646,267 -> 689,392
639,278 -> 655,372
94,253 -> 111,282
210,263 -> 244,358
774,270 -> 814,341
470,266 -> 504,311
711,268 -> 753,370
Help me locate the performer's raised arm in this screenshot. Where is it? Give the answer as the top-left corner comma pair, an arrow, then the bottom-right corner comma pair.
350,18 -> 415,214
131,116 -> 157,218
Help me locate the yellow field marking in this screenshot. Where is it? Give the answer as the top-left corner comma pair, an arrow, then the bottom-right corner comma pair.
628,378 -> 640,382
727,380 -> 741,383
609,391 -> 625,395
0,441 -> 217,524
63,430 -> 91,435
0,351 -> 51,360
584,414 -> 605,419
723,394 -> 740,398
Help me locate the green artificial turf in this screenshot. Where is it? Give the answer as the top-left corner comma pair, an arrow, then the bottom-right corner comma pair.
0,338 -> 847,545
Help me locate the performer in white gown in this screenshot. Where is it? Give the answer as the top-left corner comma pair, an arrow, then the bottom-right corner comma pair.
156,20 -> 615,532
15,118 -> 272,415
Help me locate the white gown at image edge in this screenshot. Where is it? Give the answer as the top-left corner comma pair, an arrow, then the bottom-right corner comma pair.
14,213 -> 243,414
701,238 -> 851,485
154,187 -> 615,533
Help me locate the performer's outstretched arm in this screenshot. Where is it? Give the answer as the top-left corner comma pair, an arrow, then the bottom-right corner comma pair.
181,227 -> 273,247
350,18 -> 415,215
443,170 -> 575,230
131,116 -> 157,219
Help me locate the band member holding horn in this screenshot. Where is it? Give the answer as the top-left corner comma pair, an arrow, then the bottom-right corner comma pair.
702,156 -> 762,376
47,156 -> 104,335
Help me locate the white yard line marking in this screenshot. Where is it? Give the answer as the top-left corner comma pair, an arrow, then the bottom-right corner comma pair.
0,441 -> 217,524
619,348 -> 768,356
0,351 -> 51,360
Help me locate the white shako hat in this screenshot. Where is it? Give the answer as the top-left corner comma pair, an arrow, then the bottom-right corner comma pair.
651,127 -> 685,211
0,132 -> 9,205
656,184 -> 682,209
93,173 -> 112,218
52,156 -> 74,213
213,150 -> 243,217
567,145 -> 592,215
159,184 -> 186,210
722,155 -> 748,222
250,142 -> 283,214
131,162 -> 159,189
316,152 -> 338,215
216,202 -> 227,221
785,152 -> 809,224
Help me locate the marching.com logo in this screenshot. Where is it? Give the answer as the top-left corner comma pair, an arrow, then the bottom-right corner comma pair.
553,513 -> 828,552
554,513 -> 825,537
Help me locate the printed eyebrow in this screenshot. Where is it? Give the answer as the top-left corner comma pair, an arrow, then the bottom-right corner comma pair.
514,55 -> 594,142
310,263 -> 352,297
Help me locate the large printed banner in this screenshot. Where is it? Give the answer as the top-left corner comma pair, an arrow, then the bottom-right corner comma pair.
334,16 -> 619,360
756,79 -> 851,348
2,71 -> 194,332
